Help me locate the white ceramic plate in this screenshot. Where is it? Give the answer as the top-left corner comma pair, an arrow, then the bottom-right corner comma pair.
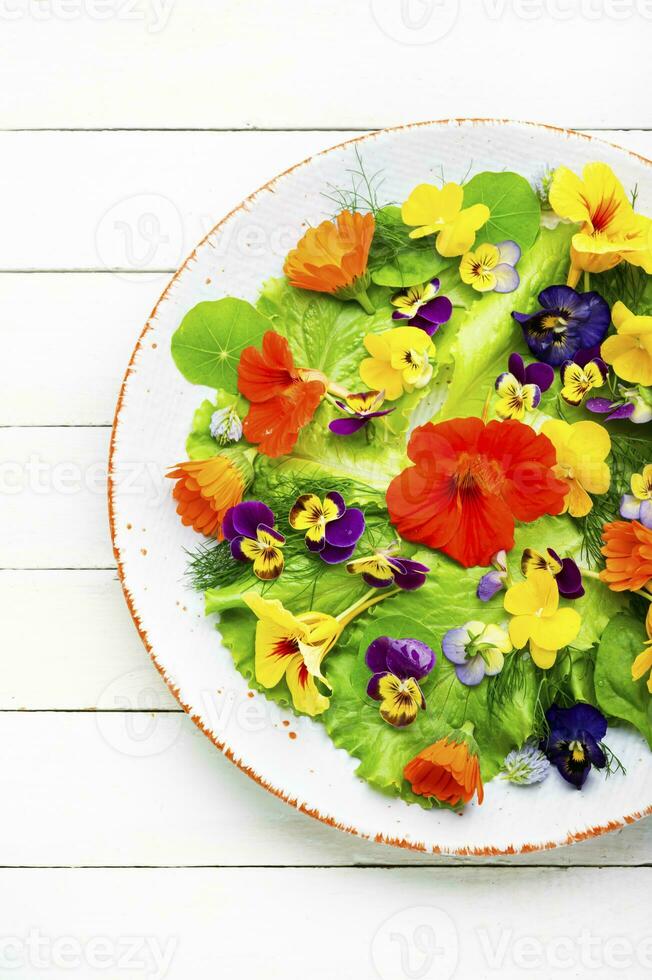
109,120 -> 652,855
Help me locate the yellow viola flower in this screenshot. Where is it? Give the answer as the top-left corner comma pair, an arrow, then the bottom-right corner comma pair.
601,301 -> 652,386
549,162 -> 652,286
542,419 -> 611,518
359,326 -> 435,401
632,464 -> 652,501
504,569 -> 581,670
559,357 -> 607,407
632,605 -> 652,694
401,182 -> 490,258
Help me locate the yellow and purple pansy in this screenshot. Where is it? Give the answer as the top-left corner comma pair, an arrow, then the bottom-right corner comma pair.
560,346 -> 608,406
620,464 -> 652,529
521,547 -> 584,600
512,285 -> 611,366
289,491 -> 365,563
223,500 -> 285,580
541,703 -> 607,789
460,240 -> 521,294
328,390 -> 395,436
365,635 -> 435,727
442,621 -> 512,687
495,352 -> 554,420
390,278 -> 453,335
347,548 -> 429,590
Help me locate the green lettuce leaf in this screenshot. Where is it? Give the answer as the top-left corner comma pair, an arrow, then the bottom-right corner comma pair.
595,613 -> 652,748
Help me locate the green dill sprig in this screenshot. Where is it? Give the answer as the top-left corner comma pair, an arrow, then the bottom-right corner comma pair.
487,649 -> 529,716
601,741 -> 627,778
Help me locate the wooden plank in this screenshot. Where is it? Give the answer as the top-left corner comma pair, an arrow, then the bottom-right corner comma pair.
2,711 -> 651,867
0,867 -> 651,979
0,1 -> 651,129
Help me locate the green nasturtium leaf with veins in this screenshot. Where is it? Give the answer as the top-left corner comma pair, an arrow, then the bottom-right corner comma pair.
462,171 -> 542,253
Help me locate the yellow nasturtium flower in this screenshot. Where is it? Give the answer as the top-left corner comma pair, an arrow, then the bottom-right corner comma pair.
359,327 -> 435,400
632,605 -> 652,695
549,162 -> 652,286
601,301 -> 652,386
504,569 -> 581,670
542,419 -> 611,518
401,182 -> 490,258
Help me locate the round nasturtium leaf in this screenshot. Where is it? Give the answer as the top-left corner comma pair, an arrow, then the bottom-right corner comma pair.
171,297 -> 270,393
463,171 -> 541,253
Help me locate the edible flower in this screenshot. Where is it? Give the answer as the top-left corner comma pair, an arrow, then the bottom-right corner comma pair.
541,703 -> 608,789
401,182 -> 490,257
548,162 -> 652,286
560,347 -> 608,406
283,210 -> 376,313
521,547 -> 584,600
442,621 -> 512,687
167,447 -> 255,539
210,404 -> 243,444
504,569 -> 581,670
460,240 -> 521,293
512,285 -> 610,366
541,419 -> 611,518
404,726 -> 484,807
390,278 -> 453,335
501,742 -> 551,785
587,385 -> 652,424
477,550 -> 509,601
347,548 -> 429,590
386,417 -> 567,568
359,326 -> 435,401
222,500 -> 285,580
289,491 -> 365,563
495,352 -> 554,420
238,331 -> 326,458
600,520 -> 652,592
365,635 -> 435,727
328,389 -> 395,436
244,588 -> 393,716
632,606 -> 652,694
620,465 -> 652,529
601,302 -> 652,387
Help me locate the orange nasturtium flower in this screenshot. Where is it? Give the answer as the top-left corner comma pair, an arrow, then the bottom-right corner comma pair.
549,162 -> 652,287
600,520 -> 652,593
404,729 -> 484,807
168,448 -> 255,539
284,210 -> 376,313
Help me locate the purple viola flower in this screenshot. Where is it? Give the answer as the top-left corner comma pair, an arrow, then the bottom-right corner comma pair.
390,278 -> 453,336
541,703 -> 608,789
328,389 -> 395,436
442,621 -> 512,687
347,549 -> 429,590
477,550 -> 509,601
365,635 -> 435,728
521,547 -> 584,600
222,500 -> 285,580
512,285 -> 610,367
288,491 -> 365,564
587,385 -> 652,424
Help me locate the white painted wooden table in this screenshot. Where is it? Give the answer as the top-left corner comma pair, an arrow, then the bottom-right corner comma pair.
2,3 -> 652,977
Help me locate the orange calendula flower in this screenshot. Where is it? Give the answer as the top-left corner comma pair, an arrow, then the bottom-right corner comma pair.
404,730 -> 484,807
600,520 -> 652,592
284,210 -> 376,314
167,448 -> 254,539
549,162 -> 652,287
238,331 -> 327,458
632,605 -> 652,694
601,301 -> 652,387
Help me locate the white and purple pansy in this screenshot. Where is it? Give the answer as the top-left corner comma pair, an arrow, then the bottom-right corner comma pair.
442,621 -> 512,687
512,285 -> 611,366
288,491 -> 365,563
365,635 -> 435,727
495,352 -> 554,421
347,548 -> 429,590
328,389 -> 395,436
460,240 -> 521,294
390,278 -> 453,335
222,500 -> 285,581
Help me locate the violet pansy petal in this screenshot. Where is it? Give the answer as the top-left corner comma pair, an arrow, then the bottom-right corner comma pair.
524,360 -> 555,392
530,384 -> 542,409
419,295 -> 453,326
586,397 -> 617,414
496,240 -> 521,267
392,310 -> 411,320
607,402 -> 636,421
230,536 -> 248,561
366,671 -> 389,701
538,284 -> 584,314
392,568 -> 427,590
231,500 -> 275,539
324,507 -> 365,547
410,313 -> 439,335
221,507 -> 237,542
573,345 -> 602,369
492,263 -> 520,294
477,569 -> 505,602
620,494 -> 641,521
329,416 -> 370,435
508,352 -> 526,385
362,571 -> 395,589
386,639 -> 435,680
324,491 -> 346,519
556,558 -> 584,600
306,534 -> 326,553
640,500 -> 652,529
365,637 -> 392,673
319,541 -> 357,564
441,627 -> 470,665
455,656 -> 486,687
